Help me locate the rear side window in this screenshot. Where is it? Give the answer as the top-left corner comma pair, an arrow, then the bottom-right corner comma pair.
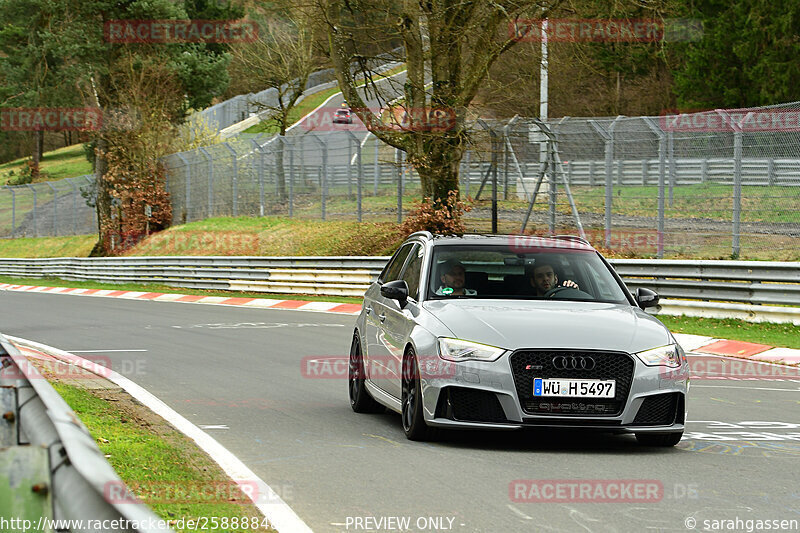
381,244 -> 413,282
400,244 -> 424,300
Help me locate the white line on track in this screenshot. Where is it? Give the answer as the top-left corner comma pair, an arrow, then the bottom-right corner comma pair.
67,349 -> 148,353
7,335 -> 313,533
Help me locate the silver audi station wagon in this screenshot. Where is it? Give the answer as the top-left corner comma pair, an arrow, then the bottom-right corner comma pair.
349,232 -> 689,446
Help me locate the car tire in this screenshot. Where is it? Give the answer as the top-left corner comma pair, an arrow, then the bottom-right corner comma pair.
348,333 -> 384,414
635,431 -> 683,447
401,349 -> 436,441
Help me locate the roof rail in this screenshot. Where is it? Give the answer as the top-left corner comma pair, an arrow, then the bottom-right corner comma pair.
552,234 -> 591,245
407,231 -> 434,240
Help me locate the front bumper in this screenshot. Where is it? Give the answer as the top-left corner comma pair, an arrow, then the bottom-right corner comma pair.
421,349 -> 689,433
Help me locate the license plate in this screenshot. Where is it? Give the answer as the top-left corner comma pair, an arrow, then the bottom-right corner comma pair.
533,378 -> 616,398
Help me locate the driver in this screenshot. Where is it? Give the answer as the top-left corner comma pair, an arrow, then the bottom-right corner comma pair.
435,259 -> 477,296
528,262 -> 579,296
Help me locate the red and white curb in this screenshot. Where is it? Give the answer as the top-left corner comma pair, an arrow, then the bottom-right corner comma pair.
674,333 -> 800,366
0,283 -> 362,315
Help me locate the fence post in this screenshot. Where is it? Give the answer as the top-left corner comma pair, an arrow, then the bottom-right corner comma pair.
45,182 -> 57,236
667,130 -> 675,207
641,159 -> 648,186
589,160 -> 595,186
589,117 -> 620,247
373,135 -> 380,195
767,158 -> 775,186
176,153 -> 191,222
395,148 -> 402,224
252,140 -> 265,216
308,134 -> 328,220
5,186 -> 15,235
199,147 -> 213,218
700,158 -> 708,184
345,131 -> 362,222
223,143 -> 238,216
26,184 -> 38,237
644,117 -> 666,258
715,109 -> 742,258
66,178 -> 78,235
288,138 -> 295,218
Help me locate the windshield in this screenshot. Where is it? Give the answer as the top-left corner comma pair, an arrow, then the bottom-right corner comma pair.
427,244 -> 630,304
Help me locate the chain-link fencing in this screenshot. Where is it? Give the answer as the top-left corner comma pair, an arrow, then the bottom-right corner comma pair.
2,102 -> 798,260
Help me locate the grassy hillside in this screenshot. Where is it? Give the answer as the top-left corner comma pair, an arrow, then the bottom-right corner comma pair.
0,144 -> 92,185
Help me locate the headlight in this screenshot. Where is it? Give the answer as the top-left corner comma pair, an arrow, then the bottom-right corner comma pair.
438,338 -> 505,362
635,344 -> 684,367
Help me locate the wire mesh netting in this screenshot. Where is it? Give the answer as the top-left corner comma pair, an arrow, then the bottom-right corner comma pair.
3,102 -> 798,260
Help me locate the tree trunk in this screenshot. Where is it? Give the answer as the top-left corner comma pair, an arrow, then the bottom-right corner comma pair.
31,131 -> 41,181
407,132 -> 464,204
91,136 -> 113,255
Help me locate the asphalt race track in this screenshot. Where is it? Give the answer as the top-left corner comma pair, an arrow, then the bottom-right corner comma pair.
4,291 -> 799,532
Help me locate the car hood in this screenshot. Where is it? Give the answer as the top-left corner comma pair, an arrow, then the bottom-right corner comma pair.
422,299 -> 672,354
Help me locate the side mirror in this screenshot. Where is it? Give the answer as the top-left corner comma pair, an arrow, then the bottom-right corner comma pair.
635,287 -> 660,309
380,280 -> 409,307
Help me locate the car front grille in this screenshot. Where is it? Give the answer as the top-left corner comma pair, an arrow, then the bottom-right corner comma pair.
510,350 -> 635,416
632,392 -> 681,426
435,387 -> 509,423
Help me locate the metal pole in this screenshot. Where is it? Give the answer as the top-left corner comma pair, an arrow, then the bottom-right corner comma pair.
224,143 -> 238,217
548,143 -> 556,235
45,182 -> 57,236
395,148 -> 402,224
308,135 -> 327,220
5,186 -> 15,235
644,117 -> 666,258
85,176 -> 96,232
491,128 -> 499,233
464,150 -> 471,197
252,140 -> 265,216
345,131 -> 363,222
667,131 -> 675,207
288,138 -> 295,218
373,135 -> 380,195
26,184 -> 38,237
176,153 -> 191,222
199,147 -> 213,218
66,178 -> 78,235
732,130 -> 742,257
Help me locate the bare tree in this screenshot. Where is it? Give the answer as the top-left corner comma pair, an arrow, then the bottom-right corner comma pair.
228,14 -> 324,201
320,0 -> 559,208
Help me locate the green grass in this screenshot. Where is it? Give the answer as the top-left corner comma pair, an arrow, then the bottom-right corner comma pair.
52,383 -> 274,532
127,216 -> 404,256
0,275 -> 363,304
0,144 -> 92,184
0,235 -> 96,257
657,315 -> 800,349
244,65 -> 407,135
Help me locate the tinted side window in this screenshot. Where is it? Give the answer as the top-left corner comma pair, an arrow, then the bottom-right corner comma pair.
400,244 -> 424,300
381,244 -> 413,282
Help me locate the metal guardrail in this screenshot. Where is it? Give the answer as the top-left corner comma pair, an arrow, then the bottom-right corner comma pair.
0,257 -> 798,306
0,333 -> 173,532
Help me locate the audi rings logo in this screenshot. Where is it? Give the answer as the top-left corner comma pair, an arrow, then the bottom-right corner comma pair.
552,356 -> 596,370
